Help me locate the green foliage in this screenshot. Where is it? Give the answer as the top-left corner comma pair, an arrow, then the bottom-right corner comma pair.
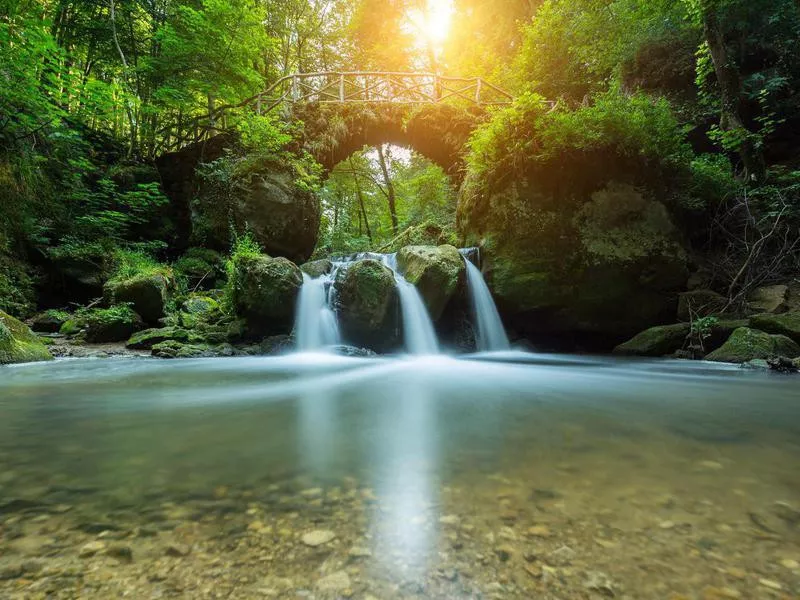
223,232 -> 264,307
108,250 -> 172,284
687,154 -> 739,208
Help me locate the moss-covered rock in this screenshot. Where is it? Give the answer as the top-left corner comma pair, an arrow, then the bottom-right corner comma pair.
104,273 -> 173,325
705,327 -> 800,363
301,259 -> 333,279
174,248 -> 226,290
229,254 -> 303,337
460,180 -> 688,341
613,323 -> 690,357
396,245 -> 465,321
749,312 -> 800,344
179,294 -> 221,329
81,306 -> 145,343
747,285 -> 789,314
333,259 -> 399,351
0,310 -> 53,365
126,327 -> 191,350
30,309 -> 71,333
151,340 -> 235,359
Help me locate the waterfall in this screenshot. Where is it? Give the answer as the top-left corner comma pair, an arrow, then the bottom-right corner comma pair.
382,254 -> 439,355
462,256 -> 510,352
296,273 -> 340,352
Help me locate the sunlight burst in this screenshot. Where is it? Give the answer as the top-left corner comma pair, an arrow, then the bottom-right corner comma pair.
409,0 -> 454,50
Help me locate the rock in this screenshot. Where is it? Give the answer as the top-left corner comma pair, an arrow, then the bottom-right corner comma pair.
749,312 -> 800,344
527,525 -> 552,538
0,311 -> 53,365
678,290 -> 728,322
174,248 -> 226,290
151,340 -> 223,359
106,544 -> 134,562
613,323 -> 690,356
333,259 -> 399,351
494,545 -> 513,561
126,326 -> 191,350
705,327 -> 800,363
229,254 -> 303,337
766,356 -> 798,373
301,529 -> 336,547
347,546 -> 372,559
79,540 -> 106,558
191,159 -> 321,263
748,284 -> 789,314
758,579 -> 782,591
773,501 -> 800,525
257,334 -> 294,355
396,245 -> 465,321
583,571 -> 616,597
460,181 -> 688,341
30,310 -> 70,333
179,294 -> 221,328
104,273 -> 173,325
82,306 -> 145,343
316,570 -> 351,593
301,259 -> 333,279
165,543 -> 191,557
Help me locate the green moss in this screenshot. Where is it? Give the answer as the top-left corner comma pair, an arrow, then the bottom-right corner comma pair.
0,310 -> 53,365
614,323 -> 690,357
126,327 -> 191,350
72,305 -> 144,343
749,312 -> 800,344
706,327 -> 800,363
397,245 -> 465,321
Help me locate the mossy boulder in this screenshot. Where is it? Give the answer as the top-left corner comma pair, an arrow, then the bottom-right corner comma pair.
126,327 -> 191,350
333,259 -> 399,351
613,323 -> 690,357
705,327 -> 800,363
0,310 -> 53,365
749,312 -> 800,345
151,340 -> 231,359
104,273 -> 173,325
301,259 -> 333,279
229,254 -> 303,337
460,180 -> 688,341
30,310 -> 71,333
71,306 -> 145,343
179,294 -> 221,328
396,245 -> 465,321
174,248 -> 226,290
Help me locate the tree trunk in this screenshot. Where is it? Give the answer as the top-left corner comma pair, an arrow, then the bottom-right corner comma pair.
350,158 -> 372,242
376,146 -> 399,235
701,6 -> 766,183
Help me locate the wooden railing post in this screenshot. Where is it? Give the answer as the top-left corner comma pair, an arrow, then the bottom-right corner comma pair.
476,78 -> 483,105
339,73 -> 345,102
292,75 -> 299,101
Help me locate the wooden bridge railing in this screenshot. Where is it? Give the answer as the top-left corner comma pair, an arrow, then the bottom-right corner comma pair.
156,72 -> 514,155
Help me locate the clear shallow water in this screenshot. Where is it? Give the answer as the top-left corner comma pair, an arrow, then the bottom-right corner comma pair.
1,355 -> 799,598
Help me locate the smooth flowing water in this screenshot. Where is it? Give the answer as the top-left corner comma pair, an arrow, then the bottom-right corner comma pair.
296,274 -> 340,351
1,355 -> 799,599
463,258 -> 510,352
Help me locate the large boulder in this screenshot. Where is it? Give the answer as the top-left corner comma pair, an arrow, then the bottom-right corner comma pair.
747,285 -> 789,314
0,310 -> 52,365
460,181 -> 689,342
192,161 -> 320,264
301,259 -> 333,279
126,327 -> 191,350
82,306 -> 145,343
333,260 -> 399,351
229,255 -> 303,337
396,245 -> 465,321
30,310 -> 70,333
613,323 -> 690,357
104,273 -> 173,325
749,312 -> 800,344
705,327 -> 800,363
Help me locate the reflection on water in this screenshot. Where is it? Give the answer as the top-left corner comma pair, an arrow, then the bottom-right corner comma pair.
0,354 -> 799,598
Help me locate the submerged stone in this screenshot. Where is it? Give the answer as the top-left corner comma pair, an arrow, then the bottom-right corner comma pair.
301,530 -> 336,547
0,310 -> 52,365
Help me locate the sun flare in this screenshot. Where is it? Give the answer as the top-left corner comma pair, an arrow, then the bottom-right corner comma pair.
409,0 -> 454,49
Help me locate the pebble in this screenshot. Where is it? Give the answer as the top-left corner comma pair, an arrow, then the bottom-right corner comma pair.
527,525 -> 551,538
659,520 -> 676,530
584,571 -> 615,597
725,567 -> 746,580
780,558 -> 798,570
758,578 -> 782,591
106,545 -> 134,562
347,546 -> 372,559
703,587 -> 741,599
439,515 -> 460,526
316,570 -> 351,592
165,543 -> 191,557
494,545 -> 513,562
78,540 -> 106,558
773,501 -> 800,525
302,530 -> 336,547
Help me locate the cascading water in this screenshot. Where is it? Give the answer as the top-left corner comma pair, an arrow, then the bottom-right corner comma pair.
381,254 -> 439,355
295,273 -> 340,351
461,251 -> 511,352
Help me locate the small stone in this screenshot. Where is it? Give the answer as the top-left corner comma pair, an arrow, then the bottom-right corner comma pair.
758,579 -> 782,591
302,530 -> 336,547
773,501 -> 800,525
780,558 -> 799,570
106,545 -> 134,562
79,540 -> 106,558
524,564 -> 542,579
440,515 -> 460,526
659,520 -> 676,530
300,487 -> 323,498
347,546 -> 372,560
549,545 -> 576,565
703,587 -> 741,599
165,543 -> 191,557
494,545 -> 513,562
317,570 -> 351,592
726,567 -> 746,580
584,571 -> 616,597
527,525 -> 551,538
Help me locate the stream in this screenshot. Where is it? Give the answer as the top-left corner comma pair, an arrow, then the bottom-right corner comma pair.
1,353 -> 799,598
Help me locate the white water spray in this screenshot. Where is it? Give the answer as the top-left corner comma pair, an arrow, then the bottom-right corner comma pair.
463,257 -> 510,352
296,273 -> 340,351
382,254 -> 439,355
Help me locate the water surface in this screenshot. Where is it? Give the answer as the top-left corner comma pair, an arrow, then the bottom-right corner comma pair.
1,355 -> 798,598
